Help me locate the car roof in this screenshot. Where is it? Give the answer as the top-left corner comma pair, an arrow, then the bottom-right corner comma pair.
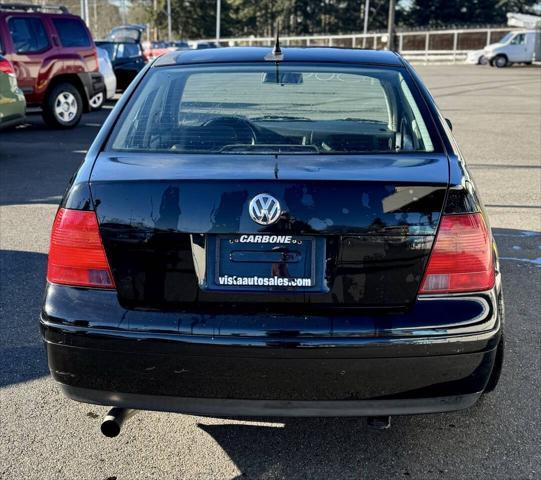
0,11 -> 82,19
153,47 -> 404,68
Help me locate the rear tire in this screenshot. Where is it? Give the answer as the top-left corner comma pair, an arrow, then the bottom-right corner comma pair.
484,336 -> 504,393
493,55 -> 508,68
42,82 -> 83,129
478,55 -> 488,66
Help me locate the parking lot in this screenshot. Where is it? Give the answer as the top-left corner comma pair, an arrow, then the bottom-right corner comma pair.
1,65 -> 540,480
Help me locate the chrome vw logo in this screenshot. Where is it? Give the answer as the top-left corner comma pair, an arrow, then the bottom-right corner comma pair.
248,193 -> 281,225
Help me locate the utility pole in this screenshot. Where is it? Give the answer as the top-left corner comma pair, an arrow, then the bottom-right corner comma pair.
120,0 -> 126,25
79,0 -> 90,26
387,0 -> 396,51
80,0 -> 88,24
85,0 -> 89,27
362,0 -> 369,48
153,0 -> 157,41
93,0 -> 97,36
216,0 -> 221,43
167,0 -> 172,42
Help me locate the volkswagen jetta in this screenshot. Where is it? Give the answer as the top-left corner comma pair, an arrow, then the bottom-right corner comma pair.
41,47 -> 504,428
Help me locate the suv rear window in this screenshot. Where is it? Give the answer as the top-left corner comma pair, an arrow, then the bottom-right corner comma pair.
52,18 -> 91,48
8,17 -> 49,53
110,64 -> 436,155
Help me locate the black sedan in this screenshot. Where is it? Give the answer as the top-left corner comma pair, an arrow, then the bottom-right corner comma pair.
41,47 -> 504,435
95,40 -> 146,91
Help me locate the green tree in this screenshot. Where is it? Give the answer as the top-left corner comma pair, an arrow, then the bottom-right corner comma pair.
168,0 -> 233,39
405,0 -> 540,27
121,0 -> 541,41
227,0 -> 392,37
128,0 -> 159,40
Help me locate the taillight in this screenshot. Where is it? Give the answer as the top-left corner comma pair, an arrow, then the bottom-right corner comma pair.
419,213 -> 494,294
47,208 -> 115,289
0,57 -> 15,76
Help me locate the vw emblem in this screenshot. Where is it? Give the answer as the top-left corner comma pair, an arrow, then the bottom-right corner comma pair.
249,193 -> 281,225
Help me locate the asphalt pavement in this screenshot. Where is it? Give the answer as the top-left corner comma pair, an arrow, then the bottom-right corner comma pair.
0,65 -> 540,480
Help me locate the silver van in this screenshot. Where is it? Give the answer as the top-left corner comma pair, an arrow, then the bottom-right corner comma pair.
485,30 -> 541,67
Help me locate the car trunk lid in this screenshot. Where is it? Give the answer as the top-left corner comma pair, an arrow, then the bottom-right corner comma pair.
90,152 -> 448,312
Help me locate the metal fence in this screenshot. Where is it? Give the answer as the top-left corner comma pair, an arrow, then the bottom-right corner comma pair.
208,27 -> 514,63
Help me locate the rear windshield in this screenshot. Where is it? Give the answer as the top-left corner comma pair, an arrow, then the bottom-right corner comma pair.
110,63 -> 436,155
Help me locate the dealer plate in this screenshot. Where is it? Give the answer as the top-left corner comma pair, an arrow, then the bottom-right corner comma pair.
204,234 -> 326,293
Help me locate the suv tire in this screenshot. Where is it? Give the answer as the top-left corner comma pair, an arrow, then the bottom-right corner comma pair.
43,83 -> 83,128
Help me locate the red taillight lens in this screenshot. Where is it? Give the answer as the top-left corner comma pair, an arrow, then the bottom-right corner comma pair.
47,208 -> 115,289
0,58 -> 15,76
419,213 -> 495,294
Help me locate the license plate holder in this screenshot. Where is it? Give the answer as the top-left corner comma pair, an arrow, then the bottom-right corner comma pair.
204,234 -> 326,293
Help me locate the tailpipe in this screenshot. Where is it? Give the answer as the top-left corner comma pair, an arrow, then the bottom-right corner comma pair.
100,408 -> 137,437
367,415 -> 391,430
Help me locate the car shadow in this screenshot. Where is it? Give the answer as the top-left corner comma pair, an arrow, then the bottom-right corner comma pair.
0,250 -> 49,387
195,404 -> 486,480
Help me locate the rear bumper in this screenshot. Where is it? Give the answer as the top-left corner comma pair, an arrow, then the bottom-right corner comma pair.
77,72 -> 104,107
41,283 -> 503,416
104,73 -> 117,99
61,385 -> 482,417
43,329 -> 498,400
0,78 -> 26,128
0,111 -> 25,130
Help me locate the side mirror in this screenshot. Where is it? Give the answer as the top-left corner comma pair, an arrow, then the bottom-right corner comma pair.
445,118 -> 453,131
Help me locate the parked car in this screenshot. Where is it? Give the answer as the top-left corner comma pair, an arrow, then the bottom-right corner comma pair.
142,40 -> 173,60
42,47 -> 504,436
0,54 -> 25,129
97,25 -> 146,91
0,3 -> 104,128
465,49 -> 488,65
171,40 -> 190,50
95,40 -> 146,91
189,40 -> 220,49
484,30 -> 541,67
89,47 -> 117,109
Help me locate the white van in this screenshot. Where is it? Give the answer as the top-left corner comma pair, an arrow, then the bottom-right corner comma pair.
484,30 -> 541,67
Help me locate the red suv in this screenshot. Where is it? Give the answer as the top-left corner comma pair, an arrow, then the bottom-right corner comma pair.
0,4 -> 104,128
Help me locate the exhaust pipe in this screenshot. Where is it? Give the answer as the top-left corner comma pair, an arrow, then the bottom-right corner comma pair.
100,408 -> 137,437
367,415 -> 391,430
